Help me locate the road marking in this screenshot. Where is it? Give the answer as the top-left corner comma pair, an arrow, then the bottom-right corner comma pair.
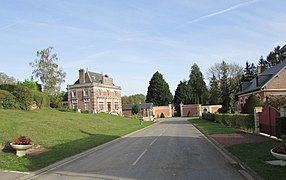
132,149 -> 148,166
150,137 -> 158,146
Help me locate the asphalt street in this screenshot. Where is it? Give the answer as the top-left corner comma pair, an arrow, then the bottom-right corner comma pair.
23,118 -> 246,180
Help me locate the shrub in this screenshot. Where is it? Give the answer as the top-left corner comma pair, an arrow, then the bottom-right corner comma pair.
160,112 -> 165,118
241,94 -> 261,114
57,108 -> 76,113
132,104 -> 139,115
13,85 -> 33,110
202,113 -> 254,132
32,90 -> 50,108
187,111 -> 192,117
0,84 -> 17,92
81,110 -> 90,114
276,117 -> 286,138
0,90 -> 17,109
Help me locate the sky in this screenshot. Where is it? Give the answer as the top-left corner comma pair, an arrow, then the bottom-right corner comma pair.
1,0 -> 286,96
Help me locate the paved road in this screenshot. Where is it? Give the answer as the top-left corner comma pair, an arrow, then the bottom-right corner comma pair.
24,118 -> 245,180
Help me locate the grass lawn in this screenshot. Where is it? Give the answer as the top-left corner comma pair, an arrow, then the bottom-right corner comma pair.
189,117 -> 241,135
0,108 -> 154,172
227,141 -> 286,180
189,117 -> 285,179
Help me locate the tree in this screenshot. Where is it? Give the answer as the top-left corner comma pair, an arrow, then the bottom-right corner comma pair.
209,75 -> 220,105
241,61 -> 256,82
146,71 -> 173,106
0,72 -> 16,84
188,64 -> 208,104
208,61 -> 243,112
241,94 -> 261,114
131,104 -> 139,115
122,94 -> 146,105
266,45 -> 286,67
173,80 -> 189,116
30,47 -> 66,95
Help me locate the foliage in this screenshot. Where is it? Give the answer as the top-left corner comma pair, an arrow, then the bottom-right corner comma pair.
173,80 -> 188,116
276,117 -> 286,138
0,109 -> 153,171
33,90 -> 50,108
266,45 -> 286,68
188,63 -> 209,104
0,90 -> 17,109
131,104 -> 139,115
0,84 -> 17,92
209,75 -> 220,105
30,47 -> 66,95
57,108 -> 76,113
241,61 -> 256,82
241,94 -> 261,114
13,85 -> 33,110
160,112 -> 165,118
18,80 -> 39,91
208,61 -> 243,112
146,71 -> 173,106
202,113 -> 254,132
12,136 -> 32,145
122,94 -> 146,105
49,91 -> 65,108
267,96 -> 286,109
0,72 -> 16,84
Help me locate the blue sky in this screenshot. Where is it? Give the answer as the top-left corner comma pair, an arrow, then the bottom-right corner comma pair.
1,0 -> 286,95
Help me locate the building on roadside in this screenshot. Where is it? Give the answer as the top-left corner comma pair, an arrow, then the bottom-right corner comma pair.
66,69 -> 122,114
236,60 -> 286,113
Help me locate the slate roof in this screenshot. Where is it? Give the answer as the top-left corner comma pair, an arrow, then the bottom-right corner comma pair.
237,59 -> 286,95
122,103 -> 153,110
73,71 -> 105,85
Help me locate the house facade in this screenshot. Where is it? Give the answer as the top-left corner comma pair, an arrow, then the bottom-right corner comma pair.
237,60 -> 286,113
67,69 -> 122,114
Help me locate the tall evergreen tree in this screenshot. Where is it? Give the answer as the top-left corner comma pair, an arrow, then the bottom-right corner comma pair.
241,61 -> 256,82
209,75 -> 220,105
220,61 -> 230,112
146,71 -> 173,106
173,80 -> 189,115
188,64 -> 209,104
258,56 -> 269,72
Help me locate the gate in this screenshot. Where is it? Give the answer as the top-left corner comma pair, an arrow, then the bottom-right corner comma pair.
258,107 -> 280,136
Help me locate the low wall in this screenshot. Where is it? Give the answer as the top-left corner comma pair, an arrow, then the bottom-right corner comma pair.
153,105 -> 173,117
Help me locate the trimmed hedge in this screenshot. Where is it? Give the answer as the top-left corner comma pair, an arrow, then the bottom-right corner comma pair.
276,117 -> 286,138
202,113 -> 254,132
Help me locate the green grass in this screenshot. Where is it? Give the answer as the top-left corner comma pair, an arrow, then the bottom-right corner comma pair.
227,141 -> 286,180
189,117 -> 241,135
0,109 -> 154,171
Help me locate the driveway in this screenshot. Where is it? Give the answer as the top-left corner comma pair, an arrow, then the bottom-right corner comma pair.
22,118 -> 246,180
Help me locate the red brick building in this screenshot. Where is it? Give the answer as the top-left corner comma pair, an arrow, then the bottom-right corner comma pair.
67,69 -> 122,114
237,60 -> 286,113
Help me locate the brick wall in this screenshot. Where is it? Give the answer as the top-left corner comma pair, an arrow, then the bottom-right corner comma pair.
153,105 -> 173,117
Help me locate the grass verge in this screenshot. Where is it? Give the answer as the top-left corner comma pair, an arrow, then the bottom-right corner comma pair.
189,117 -> 285,179
0,108 -> 154,171
227,141 -> 285,180
189,117 -> 241,135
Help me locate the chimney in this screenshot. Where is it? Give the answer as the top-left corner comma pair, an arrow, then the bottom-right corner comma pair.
79,69 -> 85,84
257,66 -> 262,74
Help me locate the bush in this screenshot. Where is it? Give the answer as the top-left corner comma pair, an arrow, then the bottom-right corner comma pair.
241,94 -> 261,114
160,112 -> 165,118
276,117 -> 286,138
202,113 -> 254,132
0,84 -> 17,92
187,111 -> 192,117
13,85 -> 33,110
57,108 -> 76,113
0,90 -> 17,109
32,90 -> 50,108
81,110 -> 90,114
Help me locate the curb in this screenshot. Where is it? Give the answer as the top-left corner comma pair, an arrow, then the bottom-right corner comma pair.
190,120 -> 263,180
18,121 -> 158,180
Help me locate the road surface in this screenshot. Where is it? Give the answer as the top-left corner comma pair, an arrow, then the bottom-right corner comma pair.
25,118 -> 246,180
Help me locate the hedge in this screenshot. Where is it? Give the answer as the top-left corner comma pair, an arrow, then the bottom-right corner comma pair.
0,90 -> 17,109
202,113 -> 254,132
276,117 -> 286,138
32,90 -> 50,108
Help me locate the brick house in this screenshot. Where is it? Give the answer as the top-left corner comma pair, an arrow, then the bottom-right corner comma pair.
237,60 -> 286,113
67,69 -> 122,114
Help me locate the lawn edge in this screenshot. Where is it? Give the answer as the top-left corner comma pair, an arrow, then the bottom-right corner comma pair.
189,118 -> 263,180
18,121 -> 157,180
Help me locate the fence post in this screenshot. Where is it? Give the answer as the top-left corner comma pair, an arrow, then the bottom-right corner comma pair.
254,107 -> 262,133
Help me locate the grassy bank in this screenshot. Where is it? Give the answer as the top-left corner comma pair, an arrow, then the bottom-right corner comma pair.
189,117 -> 285,180
0,109 -> 153,171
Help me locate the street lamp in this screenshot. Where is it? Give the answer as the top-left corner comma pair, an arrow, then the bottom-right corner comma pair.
139,102 -> 143,125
